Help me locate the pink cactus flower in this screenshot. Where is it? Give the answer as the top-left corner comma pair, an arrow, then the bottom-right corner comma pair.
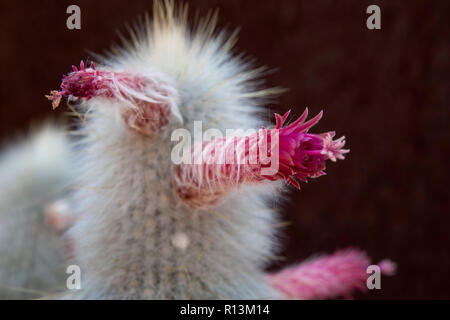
174,109 -> 349,207
269,108 -> 349,188
267,249 -> 396,300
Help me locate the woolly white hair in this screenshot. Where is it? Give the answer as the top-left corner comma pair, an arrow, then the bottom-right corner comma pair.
0,125 -> 71,299
63,0 -> 285,299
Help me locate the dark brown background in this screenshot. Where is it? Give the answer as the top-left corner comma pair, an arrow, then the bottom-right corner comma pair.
0,0 -> 448,299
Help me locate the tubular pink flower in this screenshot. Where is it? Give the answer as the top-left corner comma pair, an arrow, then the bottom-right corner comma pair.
266,249 -> 396,300
46,61 -> 178,134
173,109 -> 349,207
273,109 -> 349,188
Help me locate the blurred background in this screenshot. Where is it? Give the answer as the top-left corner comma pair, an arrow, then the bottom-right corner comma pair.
0,0 -> 448,299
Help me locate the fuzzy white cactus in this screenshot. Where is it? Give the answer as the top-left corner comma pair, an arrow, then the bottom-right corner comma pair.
0,125 -> 71,299
0,1 -> 394,300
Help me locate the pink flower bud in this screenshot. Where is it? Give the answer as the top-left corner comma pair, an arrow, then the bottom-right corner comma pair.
174,109 -> 349,207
